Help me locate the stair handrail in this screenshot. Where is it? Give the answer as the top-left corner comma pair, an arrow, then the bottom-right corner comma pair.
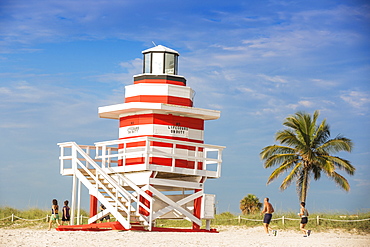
70,144 -> 134,224
60,142 -> 152,227
73,143 -> 152,213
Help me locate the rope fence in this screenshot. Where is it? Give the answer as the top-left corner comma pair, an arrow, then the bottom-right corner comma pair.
1,214 -> 369,225
213,215 -> 370,225
0,214 -> 90,223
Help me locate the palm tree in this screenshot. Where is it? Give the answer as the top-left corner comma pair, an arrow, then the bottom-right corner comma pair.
260,110 -> 355,203
240,194 -> 262,215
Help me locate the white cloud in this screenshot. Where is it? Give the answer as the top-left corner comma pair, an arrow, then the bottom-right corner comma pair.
311,79 -> 338,87
237,87 -> 268,100
354,178 -> 370,187
258,74 -> 287,84
340,90 -> 370,113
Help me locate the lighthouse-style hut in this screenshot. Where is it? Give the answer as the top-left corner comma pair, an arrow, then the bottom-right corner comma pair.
58,45 -> 225,231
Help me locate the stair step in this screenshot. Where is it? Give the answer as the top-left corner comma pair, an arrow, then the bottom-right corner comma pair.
103,195 -> 123,199
78,168 -> 96,175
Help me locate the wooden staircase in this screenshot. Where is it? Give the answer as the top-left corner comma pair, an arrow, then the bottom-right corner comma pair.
57,142 -> 152,231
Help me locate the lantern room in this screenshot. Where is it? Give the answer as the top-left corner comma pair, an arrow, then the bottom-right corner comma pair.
143,45 -> 179,75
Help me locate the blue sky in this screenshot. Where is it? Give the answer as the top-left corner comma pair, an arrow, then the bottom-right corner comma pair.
1,0 -> 369,214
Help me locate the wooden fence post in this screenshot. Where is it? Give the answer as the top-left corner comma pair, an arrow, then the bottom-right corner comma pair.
316,215 -> 320,225
46,215 -> 49,222
11,214 -> 14,222
282,216 -> 285,226
238,215 -> 241,224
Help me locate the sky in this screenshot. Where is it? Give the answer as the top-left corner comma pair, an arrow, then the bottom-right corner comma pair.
0,0 -> 369,214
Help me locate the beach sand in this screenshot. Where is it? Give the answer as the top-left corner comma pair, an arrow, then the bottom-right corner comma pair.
1,226 -> 369,247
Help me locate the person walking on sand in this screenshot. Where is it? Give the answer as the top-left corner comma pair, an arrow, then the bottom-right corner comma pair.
61,200 -> 70,225
48,199 -> 61,230
298,202 -> 311,237
261,197 -> 276,236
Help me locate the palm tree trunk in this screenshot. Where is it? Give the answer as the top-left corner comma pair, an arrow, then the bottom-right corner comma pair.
300,168 -> 308,203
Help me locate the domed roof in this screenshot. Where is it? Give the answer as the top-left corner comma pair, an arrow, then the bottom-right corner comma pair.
142,45 -> 179,55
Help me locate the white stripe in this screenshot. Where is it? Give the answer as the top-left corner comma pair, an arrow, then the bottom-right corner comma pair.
119,124 -> 204,141
119,146 -> 204,156
125,84 -> 195,100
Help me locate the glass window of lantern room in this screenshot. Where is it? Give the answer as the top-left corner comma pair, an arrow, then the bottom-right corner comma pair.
144,53 -> 151,73
152,52 -> 164,74
164,53 -> 175,75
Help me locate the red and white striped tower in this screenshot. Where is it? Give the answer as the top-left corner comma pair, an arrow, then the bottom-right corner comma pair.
98,45 -> 223,230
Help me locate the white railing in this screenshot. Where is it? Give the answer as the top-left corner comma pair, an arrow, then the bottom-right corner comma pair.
58,142 -> 153,230
94,136 -> 225,178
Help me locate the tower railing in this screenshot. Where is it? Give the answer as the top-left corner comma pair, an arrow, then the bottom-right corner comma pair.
95,136 -> 225,178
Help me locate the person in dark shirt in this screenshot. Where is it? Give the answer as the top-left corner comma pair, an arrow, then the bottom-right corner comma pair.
61,200 -> 71,225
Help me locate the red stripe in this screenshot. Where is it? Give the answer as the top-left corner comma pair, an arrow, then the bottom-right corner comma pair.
120,114 -> 204,130
125,95 -> 193,107
134,79 -> 185,86
119,140 -> 204,151
119,135 -> 204,144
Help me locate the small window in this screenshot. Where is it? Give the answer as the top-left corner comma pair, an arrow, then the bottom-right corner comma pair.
152,53 -> 164,74
144,53 -> 151,73
165,53 -> 175,75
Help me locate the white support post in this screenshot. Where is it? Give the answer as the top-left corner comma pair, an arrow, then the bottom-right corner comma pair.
76,180 -> 82,225
194,146 -> 198,175
217,149 -> 222,178
282,215 -> 285,226
145,137 -> 150,170
59,146 -> 64,174
70,145 -> 77,225
205,220 -> 211,230
101,145 -> 107,168
107,147 -> 111,168
95,145 -> 100,161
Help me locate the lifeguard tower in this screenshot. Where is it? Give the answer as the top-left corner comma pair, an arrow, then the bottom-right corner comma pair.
57,45 -> 225,232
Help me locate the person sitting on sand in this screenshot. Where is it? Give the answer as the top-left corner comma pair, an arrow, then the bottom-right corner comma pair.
298,202 -> 311,237
260,197 -> 276,236
48,199 -> 61,230
61,200 -> 70,225
99,204 -> 110,222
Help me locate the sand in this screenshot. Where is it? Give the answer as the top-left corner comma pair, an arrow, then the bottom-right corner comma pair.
1,226 -> 369,247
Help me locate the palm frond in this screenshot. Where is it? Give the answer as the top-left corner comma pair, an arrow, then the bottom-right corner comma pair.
312,119 -> 330,147
279,163 -> 301,190
275,130 -> 306,150
263,153 -> 298,168
311,164 -> 322,180
266,159 -> 298,183
260,145 -> 295,160
321,155 -> 355,175
327,171 -> 351,191
318,136 -> 353,154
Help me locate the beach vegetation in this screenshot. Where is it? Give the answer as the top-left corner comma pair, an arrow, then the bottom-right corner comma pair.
1,207 -> 369,233
240,194 -> 262,215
